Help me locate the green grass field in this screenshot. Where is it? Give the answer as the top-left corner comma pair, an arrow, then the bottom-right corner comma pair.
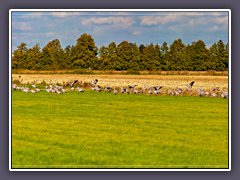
12,90 -> 229,169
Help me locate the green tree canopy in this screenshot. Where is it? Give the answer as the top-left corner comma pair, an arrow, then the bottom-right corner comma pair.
12,43 -> 28,69
41,39 -> 64,70
168,39 -> 188,70
140,43 -> 160,70
26,44 -> 41,70
12,34 -> 229,72
71,33 -> 98,69
209,40 -> 228,71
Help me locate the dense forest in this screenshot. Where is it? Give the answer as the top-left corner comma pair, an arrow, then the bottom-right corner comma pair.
12,33 -> 229,71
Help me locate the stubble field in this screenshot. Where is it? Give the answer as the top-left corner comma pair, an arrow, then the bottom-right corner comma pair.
12,74 -> 228,91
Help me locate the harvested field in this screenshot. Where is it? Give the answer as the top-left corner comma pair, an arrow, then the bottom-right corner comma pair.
12,69 -> 228,76
12,74 -> 228,91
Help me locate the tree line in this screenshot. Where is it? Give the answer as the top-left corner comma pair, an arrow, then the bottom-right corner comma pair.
12,33 -> 229,71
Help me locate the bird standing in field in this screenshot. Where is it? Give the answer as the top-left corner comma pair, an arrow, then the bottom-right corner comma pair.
12,84 -> 17,90
221,91 -> 228,98
168,89 -> 175,95
61,89 -> 67,93
95,85 -> 102,92
148,88 -> 153,95
197,88 -> 205,97
133,88 -> 139,94
175,87 -> 183,94
125,88 -> 130,94
113,88 -> 118,95
90,79 -> 98,86
120,87 -> 126,93
104,86 -> 112,92
77,87 -> 84,92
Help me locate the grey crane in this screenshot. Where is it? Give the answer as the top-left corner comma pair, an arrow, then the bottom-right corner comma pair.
67,80 -> 78,87
186,81 -> 195,91
120,87 -> 127,93
133,88 -> 139,94
197,88 -> 205,97
128,85 -> 137,90
168,89 -> 175,96
92,85 -> 101,92
212,87 -> 220,92
90,79 -> 98,86
77,87 -> 84,92
176,87 -> 183,94
12,84 -> 17,90
104,86 -> 112,92
153,86 -> 163,94
148,89 -> 153,95
221,91 -> 228,98
113,88 -> 118,95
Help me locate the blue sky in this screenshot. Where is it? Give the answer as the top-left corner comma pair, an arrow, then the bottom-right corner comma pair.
11,10 -> 229,50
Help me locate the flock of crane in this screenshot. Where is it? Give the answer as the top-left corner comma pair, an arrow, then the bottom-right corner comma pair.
12,78 -> 228,98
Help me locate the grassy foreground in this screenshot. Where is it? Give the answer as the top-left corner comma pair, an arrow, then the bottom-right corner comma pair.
12,90 -> 229,169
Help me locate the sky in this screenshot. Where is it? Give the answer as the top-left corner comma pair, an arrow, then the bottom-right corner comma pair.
11,10 -> 229,50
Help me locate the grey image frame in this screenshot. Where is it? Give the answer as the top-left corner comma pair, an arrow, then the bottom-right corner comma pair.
9,9 -> 230,171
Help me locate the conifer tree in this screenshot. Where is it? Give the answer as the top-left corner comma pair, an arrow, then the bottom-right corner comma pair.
12,43 -> 28,69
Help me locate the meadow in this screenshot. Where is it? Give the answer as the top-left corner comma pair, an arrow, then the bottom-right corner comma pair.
12,89 -> 229,169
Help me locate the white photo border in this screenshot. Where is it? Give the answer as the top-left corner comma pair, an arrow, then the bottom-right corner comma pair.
9,9 -> 231,172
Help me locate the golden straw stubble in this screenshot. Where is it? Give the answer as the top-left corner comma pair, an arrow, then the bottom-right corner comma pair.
12,74 -> 228,90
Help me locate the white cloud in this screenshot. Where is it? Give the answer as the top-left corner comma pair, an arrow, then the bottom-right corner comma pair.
13,22 -> 32,31
149,11 -> 228,16
132,30 -> 141,35
140,12 -> 229,27
187,17 -> 206,26
82,17 -> 134,27
208,25 -> 220,32
45,32 -> 55,37
51,12 -> 83,18
93,26 -> 105,35
140,15 -> 181,25
208,23 -> 228,32
12,12 -> 45,19
168,25 -> 180,31
211,16 -> 228,25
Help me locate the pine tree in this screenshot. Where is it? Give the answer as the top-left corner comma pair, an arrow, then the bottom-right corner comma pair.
12,43 -> 28,69
160,42 -> 169,70
168,39 -> 187,70
63,45 -> 74,69
98,45 -> 109,70
140,43 -> 160,70
26,44 -> 41,70
107,42 -> 118,70
190,40 -> 210,71
209,40 -> 228,71
129,43 -> 141,70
